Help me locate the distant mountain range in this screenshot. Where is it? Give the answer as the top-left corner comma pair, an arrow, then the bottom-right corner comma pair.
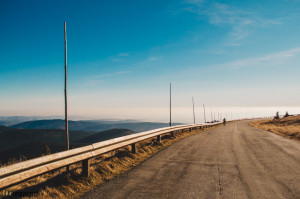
0,116 -> 140,126
9,119 -> 180,132
0,116 -> 51,126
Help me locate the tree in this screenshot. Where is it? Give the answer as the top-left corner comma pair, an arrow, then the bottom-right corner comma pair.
274,111 -> 280,119
284,111 -> 290,117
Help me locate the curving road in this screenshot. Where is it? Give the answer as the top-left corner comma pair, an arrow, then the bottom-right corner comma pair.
82,121 -> 300,199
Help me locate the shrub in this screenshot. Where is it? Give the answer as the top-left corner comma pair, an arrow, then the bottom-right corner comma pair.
274,111 -> 280,119
284,111 -> 290,117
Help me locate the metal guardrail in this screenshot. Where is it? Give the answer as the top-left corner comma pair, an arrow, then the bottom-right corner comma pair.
0,123 -> 221,190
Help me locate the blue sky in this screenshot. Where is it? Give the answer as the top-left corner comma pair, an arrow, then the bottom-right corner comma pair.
1,0 -> 300,122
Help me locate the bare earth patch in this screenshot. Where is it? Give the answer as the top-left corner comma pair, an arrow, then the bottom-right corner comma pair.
1,125 -> 220,199
250,115 -> 300,141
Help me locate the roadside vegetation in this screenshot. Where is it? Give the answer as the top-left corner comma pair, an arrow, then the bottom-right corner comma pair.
250,114 -> 300,140
1,125 -> 220,199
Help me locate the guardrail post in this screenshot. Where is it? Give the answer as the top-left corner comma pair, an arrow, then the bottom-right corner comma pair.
170,131 -> 175,137
131,143 -> 136,154
82,158 -> 91,177
66,165 -> 70,174
157,135 -> 161,142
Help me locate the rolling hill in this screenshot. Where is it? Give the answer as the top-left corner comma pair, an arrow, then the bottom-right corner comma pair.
0,126 -> 135,165
10,119 -> 180,132
0,127 -> 95,152
0,116 -> 57,126
74,128 -> 134,144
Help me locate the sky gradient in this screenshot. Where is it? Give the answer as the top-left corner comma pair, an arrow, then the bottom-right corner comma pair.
1,0 -> 300,123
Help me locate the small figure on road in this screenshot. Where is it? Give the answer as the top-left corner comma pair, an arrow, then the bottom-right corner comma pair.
223,118 -> 226,126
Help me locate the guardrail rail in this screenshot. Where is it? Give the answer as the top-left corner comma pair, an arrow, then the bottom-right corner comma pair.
0,122 -> 222,191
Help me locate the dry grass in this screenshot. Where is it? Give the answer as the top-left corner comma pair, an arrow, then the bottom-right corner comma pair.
1,125 -> 220,199
250,115 -> 300,141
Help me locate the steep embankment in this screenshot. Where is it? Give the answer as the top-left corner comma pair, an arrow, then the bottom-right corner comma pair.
0,127 -> 95,152
0,127 -> 134,165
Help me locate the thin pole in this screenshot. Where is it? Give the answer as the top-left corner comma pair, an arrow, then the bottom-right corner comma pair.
169,83 -> 171,127
192,97 -> 195,124
64,22 -> 69,151
203,104 -> 206,123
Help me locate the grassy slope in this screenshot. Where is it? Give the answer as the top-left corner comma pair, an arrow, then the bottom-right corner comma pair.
250,115 -> 300,140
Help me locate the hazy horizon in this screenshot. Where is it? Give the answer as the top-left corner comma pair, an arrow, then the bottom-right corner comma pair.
1,106 -> 299,124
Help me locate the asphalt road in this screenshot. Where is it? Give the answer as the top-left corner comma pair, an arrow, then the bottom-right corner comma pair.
82,121 -> 300,199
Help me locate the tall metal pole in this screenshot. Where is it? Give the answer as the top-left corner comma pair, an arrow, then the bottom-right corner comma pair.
192,97 -> 195,124
169,83 -> 171,127
64,22 -> 69,151
203,104 -> 206,123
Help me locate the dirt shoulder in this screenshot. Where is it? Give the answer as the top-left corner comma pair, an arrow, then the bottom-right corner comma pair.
249,115 -> 300,141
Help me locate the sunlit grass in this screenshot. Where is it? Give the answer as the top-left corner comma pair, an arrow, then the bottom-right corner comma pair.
250,115 -> 300,140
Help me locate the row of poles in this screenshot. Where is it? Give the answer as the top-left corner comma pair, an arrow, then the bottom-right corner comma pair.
64,22 -> 274,152
63,22 -> 210,151
168,87 -> 226,127
168,81 -> 226,127
64,23 -> 204,152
